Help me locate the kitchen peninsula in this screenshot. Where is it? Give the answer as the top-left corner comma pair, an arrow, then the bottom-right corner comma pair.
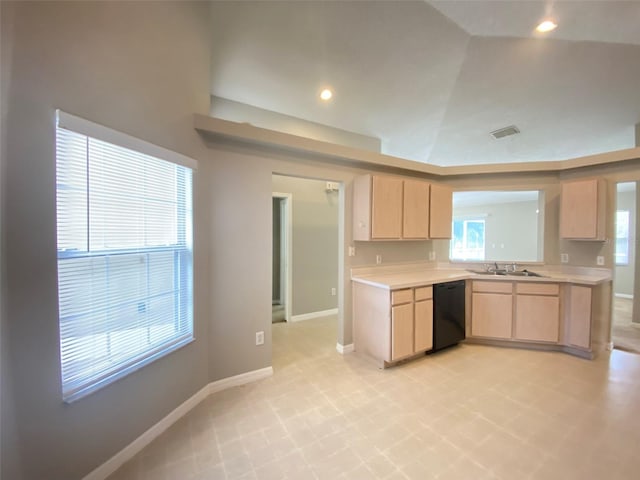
351,263 -> 611,368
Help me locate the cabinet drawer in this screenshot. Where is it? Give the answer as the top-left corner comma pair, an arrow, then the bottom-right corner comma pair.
391,289 -> 413,305
516,282 -> 559,296
472,281 -> 512,294
414,286 -> 433,301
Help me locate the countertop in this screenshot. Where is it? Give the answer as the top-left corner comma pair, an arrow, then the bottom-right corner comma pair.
351,265 -> 612,290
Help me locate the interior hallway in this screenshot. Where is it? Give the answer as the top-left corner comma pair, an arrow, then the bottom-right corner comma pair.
612,297 -> 640,354
108,315 -> 640,479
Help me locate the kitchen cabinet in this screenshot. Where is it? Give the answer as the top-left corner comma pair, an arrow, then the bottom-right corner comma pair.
353,174 -> 403,240
353,283 -> 433,367
471,281 -> 513,339
560,178 -> 606,240
414,287 -> 434,352
403,179 -> 430,239
514,283 -> 560,343
567,285 -> 592,349
429,183 -> 453,239
353,174 -> 452,241
471,281 -> 561,343
391,300 -> 414,360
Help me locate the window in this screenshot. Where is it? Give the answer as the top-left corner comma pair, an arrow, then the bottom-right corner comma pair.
451,218 -> 485,261
56,111 -> 194,402
615,210 -> 630,265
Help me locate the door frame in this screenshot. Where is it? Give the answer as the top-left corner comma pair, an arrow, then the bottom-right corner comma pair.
612,181 -> 638,347
273,192 -> 292,322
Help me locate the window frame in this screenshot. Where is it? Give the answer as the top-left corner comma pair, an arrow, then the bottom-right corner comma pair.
55,111 -> 196,403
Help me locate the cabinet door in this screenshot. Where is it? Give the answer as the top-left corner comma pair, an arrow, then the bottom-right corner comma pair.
515,295 -> 560,342
471,293 -> 513,339
429,183 -> 453,239
414,299 -> 433,352
392,303 -> 414,360
371,176 -> 403,239
560,179 -> 604,239
403,180 -> 430,239
568,286 -> 592,349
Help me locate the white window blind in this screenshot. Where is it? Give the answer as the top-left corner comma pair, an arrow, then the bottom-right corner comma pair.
56,114 -> 194,402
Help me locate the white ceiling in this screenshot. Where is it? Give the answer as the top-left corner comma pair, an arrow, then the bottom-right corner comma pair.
209,1 -> 640,167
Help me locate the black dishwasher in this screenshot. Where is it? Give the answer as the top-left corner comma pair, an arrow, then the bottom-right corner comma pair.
433,280 -> 466,351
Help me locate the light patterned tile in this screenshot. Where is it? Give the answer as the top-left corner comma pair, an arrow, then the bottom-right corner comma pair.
106,316 -> 640,480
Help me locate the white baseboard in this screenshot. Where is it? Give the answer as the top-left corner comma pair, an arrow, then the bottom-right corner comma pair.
336,343 -> 354,354
291,308 -> 338,322
82,366 -> 274,480
208,366 -> 273,394
614,293 -> 633,299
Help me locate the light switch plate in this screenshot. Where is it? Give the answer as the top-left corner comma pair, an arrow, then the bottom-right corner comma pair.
348,246 -> 356,257
376,254 -> 382,264
597,256 -> 605,266
561,253 -> 569,263
429,251 -> 436,261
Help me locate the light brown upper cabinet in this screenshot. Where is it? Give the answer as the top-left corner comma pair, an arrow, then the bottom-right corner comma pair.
429,183 -> 453,239
560,178 -> 606,240
353,174 -> 452,241
403,179 -> 430,239
353,175 -> 403,240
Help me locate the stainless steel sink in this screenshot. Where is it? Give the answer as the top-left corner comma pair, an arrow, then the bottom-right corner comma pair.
467,269 -> 507,276
468,269 -> 545,277
507,270 -> 545,277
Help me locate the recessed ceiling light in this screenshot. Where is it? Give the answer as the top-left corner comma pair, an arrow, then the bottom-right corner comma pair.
536,20 -> 558,33
320,89 -> 333,101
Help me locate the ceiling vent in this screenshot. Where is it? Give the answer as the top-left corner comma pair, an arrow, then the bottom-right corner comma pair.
490,125 -> 520,139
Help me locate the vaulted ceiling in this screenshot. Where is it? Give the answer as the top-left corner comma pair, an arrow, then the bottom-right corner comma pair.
209,1 -> 640,167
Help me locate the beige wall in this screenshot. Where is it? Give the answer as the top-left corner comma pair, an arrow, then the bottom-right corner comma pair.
2,2 -> 212,478
453,200 -> 540,262
272,175 -> 339,316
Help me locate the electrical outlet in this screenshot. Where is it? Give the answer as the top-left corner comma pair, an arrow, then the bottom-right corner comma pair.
561,253 -> 569,263
348,246 -> 356,257
596,256 -> 605,266
255,331 -> 264,346
429,251 -> 436,261
376,254 -> 382,265
331,287 -> 336,296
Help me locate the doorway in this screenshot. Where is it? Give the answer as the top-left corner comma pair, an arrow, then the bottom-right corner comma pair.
612,181 -> 640,353
271,175 -> 341,362
272,192 -> 292,323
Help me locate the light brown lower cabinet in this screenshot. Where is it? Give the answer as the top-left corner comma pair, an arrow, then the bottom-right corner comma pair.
471,293 -> 513,339
514,295 -> 560,342
414,298 -> 434,352
391,287 -> 434,361
514,283 -> 560,343
470,281 -> 513,339
353,283 -> 434,367
391,302 -> 414,360
471,281 -> 561,344
567,285 -> 592,349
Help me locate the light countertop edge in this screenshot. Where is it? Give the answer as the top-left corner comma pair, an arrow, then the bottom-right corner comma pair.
351,268 -> 612,290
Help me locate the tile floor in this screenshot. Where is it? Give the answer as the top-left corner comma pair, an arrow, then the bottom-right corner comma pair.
108,315 -> 640,479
